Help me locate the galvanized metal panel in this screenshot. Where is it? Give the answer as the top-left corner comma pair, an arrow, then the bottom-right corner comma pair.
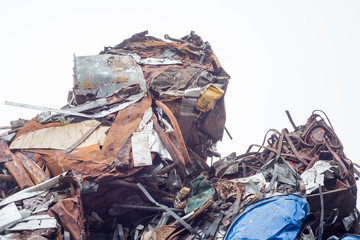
7,218 -> 57,231
0,203 -> 22,232
73,54 -> 146,100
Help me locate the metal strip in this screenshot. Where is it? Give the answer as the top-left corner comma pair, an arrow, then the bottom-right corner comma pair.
117,224 -> 125,240
317,184 -> 324,240
248,179 -> 263,199
136,183 -> 200,237
204,210 -> 224,239
5,94 -> 143,119
5,101 -> 92,118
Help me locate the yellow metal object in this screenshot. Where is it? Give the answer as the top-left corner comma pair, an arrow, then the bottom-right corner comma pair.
196,84 -> 223,112
59,118 -> 66,126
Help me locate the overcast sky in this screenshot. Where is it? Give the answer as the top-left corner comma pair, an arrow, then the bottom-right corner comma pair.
1,1 -> 359,167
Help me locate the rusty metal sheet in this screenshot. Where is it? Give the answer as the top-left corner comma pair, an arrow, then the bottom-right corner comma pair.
25,146 -> 108,178
14,117 -> 62,141
103,32 -> 230,163
15,151 -> 48,185
25,146 -> 143,182
8,31 -> 360,240
47,173 -> 84,240
0,140 -> 12,163
48,197 -> 82,240
0,174 -> 15,182
0,172 -> 63,207
0,141 -> 34,189
150,67 -> 203,93
102,97 -> 151,166
0,31 -> 234,239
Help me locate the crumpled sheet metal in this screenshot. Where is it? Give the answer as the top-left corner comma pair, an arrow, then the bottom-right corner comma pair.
195,83 -> 224,112
14,151 -> 48,185
6,103 -> 166,185
0,141 -> 34,189
4,31 -> 359,239
102,97 -> 152,167
72,54 -> 146,105
0,172 -> 61,208
102,31 -> 230,158
0,171 -> 83,240
5,98 -> 153,182
0,31 -> 232,239
107,31 -> 226,74
47,174 -> 83,240
223,157 -> 304,204
301,160 -> 339,194
131,107 -> 172,167
22,146 -> 142,182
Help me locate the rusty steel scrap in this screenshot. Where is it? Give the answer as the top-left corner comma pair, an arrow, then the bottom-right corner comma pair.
0,31 -> 359,239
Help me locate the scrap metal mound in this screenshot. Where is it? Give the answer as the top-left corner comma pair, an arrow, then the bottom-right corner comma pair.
0,31 -> 359,240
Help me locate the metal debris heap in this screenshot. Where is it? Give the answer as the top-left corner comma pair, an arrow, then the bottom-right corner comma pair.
0,31 -> 359,240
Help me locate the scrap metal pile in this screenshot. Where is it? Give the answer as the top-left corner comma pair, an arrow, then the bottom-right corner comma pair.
0,31 -> 359,240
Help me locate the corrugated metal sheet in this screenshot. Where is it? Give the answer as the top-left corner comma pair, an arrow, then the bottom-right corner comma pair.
10,120 -> 109,150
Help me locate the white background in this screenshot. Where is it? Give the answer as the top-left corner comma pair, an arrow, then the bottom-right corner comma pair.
0,0 -> 359,188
